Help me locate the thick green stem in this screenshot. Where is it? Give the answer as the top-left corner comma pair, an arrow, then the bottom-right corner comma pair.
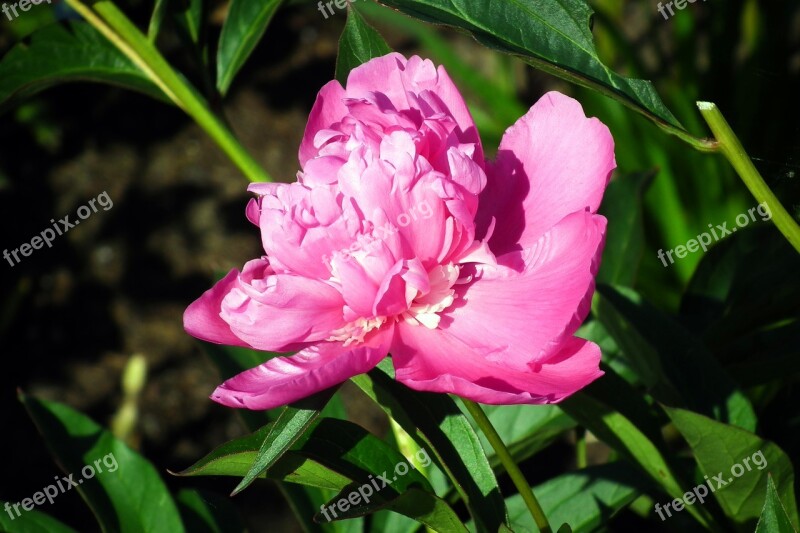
462,399 -> 552,533
65,0 -> 271,183
697,101 -> 800,253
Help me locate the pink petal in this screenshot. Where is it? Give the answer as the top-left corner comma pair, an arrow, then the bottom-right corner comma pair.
477,91 -> 615,255
345,53 -> 483,160
443,210 -> 606,367
256,182 -> 362,280
220,260 -> 346,352
391,322 -> 602,404
212,328 -> 393,410
299,81 -> 349,167
184,269 -> 251,348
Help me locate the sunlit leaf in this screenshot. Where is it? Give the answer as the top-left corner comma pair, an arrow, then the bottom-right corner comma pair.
20,393 -> 184,533
216,0 -> 283,94
0,21 -> 165,115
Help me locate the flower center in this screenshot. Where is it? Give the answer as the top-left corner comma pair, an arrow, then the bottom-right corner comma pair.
400,264 -> 460,328
328,263 -> 463,346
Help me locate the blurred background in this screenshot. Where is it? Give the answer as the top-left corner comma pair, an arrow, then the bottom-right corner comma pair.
1,0 -> 798,530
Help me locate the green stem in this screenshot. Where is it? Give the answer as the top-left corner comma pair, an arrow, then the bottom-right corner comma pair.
575,427 -> 587,469
462,399 -> 552,533
697,101 -> 800,253
65,0 -> 271,183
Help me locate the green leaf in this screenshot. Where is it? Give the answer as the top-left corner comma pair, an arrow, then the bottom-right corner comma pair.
216,0 -> 284,94
296,418 -> 431,494
457,402 -> 575,469
19,393 -> 184,533
179,418 -> 433,492
372,0 -> 700,144
176,416 -> 328,484
368,508 -> 421,533
596,171 -> 656,287
175,489 -> 245,533
0,21 -> 165,115
147,0 -> 170,42
382,488 -> 468,532
579,363 -> 665,444
232,388 -> 336,495
177,423 -> 274,477
665,407 -> 799,529
176,412 -> 352,491
351,364 -> 508,531
0,502 -> 79,533
594,284 -> 757,431
755,476 -> 799,533
507,463 -> 651,533
335,6 -> 392,85
301,421 -> 437,526
173,0 -> 204,45
559,393 -> 715,528
318,487 -> 468,533
180,418 -> 448,529
576,320 -> 639,384
176,422 -> 351,491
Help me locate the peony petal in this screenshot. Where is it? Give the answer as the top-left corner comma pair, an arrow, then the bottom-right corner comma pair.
391,322 -> 602,404
220,264 -> 346,352
443,210 -> 606,367
184,269 -> 252,348
256,182 -> 362,280
346,54 -> 483,160
212,328 -> 393,410
299,81 -> 349,167
477,91 -> 615,255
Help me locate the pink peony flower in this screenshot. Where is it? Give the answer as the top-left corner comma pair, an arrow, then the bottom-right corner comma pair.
184,53 -> 615,410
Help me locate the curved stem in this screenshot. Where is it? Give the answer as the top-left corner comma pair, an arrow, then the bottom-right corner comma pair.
697,102 -> 800,253
65,0 -> 271,183
462,399 -> 552,533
